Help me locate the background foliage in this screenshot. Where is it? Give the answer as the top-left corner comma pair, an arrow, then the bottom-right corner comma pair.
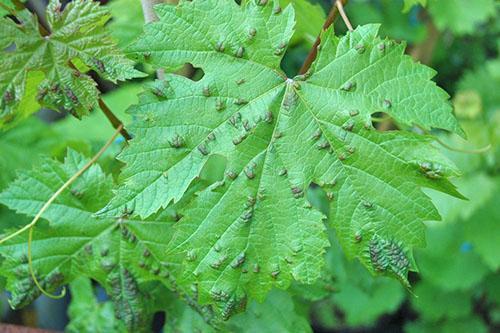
0,0 -> 498,332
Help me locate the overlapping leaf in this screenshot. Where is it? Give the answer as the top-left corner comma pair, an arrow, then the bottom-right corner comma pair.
96,0 -> 463,311
0,150 -> 178,331
0,0 -> 143,129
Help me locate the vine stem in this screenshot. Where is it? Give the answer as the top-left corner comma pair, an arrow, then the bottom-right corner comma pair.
0,125 -> 123,297
299,0 -> 349,75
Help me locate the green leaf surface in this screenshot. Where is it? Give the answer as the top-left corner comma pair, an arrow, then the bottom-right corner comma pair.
97,0 -> 462,308
0,0 -> 143,129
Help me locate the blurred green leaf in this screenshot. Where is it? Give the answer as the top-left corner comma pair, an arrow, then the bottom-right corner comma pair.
346,0 -> 427,43
428,0 -> 497,35
411,281 -> 472,321
67,277 -> 126,333
108,0 -> 144,47
327,240 -> 405,326
416,222 -> 489,291
458,59 -> 500,118
228,289 -> 312,333
463,185 -> 500,270
403,0 -> 427,12
280,0 -> 325,46
405,315 -> 488,333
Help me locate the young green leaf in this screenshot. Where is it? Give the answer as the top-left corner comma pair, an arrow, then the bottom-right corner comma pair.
98,0 -> 463,299
0,0 -> 144,129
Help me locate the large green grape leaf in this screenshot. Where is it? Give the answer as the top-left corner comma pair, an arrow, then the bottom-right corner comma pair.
0,0 -> 144,129
98,0 -> 462,312
428,0 -> 497,35
0,150 -> 174,331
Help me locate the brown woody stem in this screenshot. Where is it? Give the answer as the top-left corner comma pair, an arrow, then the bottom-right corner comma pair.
98,99 -> 132,140
298,0 -> 349,75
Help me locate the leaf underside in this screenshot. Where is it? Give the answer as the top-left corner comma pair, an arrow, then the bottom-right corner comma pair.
0,0 -> 143,129
97,0 -> 462,313
0,0 -> 464,323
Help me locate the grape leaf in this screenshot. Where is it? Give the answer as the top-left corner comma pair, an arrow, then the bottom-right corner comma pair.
428,0 -> 497,35
0,0 -> 144,129
97,0 -> 463,308
0,150 -> 167,331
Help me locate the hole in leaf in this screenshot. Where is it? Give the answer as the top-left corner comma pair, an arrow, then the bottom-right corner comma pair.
200,154 -> 227,183
152,311 -> 165,332
372,112 -> 397,131
185,64 -> 204,81
307,184 -> 330,215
